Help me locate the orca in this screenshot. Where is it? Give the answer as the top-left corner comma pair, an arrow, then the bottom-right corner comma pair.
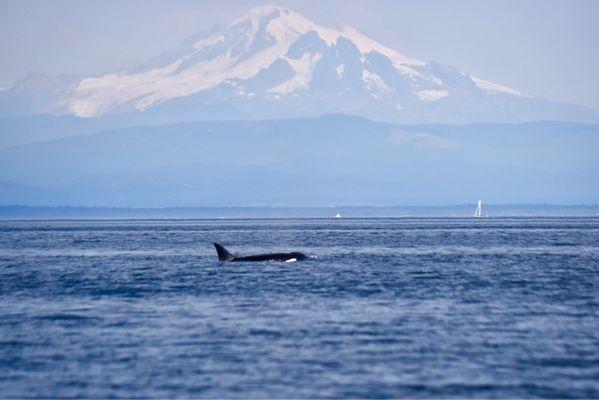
214,243 -> 307,262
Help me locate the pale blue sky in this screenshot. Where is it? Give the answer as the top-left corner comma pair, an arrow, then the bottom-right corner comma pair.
1,0 -> 598,109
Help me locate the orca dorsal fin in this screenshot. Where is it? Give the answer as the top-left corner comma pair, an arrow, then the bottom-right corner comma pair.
214,243 -> 235,262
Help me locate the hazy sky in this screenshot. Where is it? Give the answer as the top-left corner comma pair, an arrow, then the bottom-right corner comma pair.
1,0 -> 598,109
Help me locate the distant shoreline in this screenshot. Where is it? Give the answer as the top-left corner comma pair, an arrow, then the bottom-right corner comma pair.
1,205 -> 598,220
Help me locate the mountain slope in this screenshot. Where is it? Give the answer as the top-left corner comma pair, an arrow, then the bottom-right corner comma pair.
1,5 -> 598,124
1,115 -> 597,206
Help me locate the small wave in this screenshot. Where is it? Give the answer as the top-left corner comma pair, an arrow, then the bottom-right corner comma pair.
36,313 -> 98,321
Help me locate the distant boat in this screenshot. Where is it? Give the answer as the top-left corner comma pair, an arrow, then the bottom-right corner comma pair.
473,200 -> 483,218
327,213 -> 342,221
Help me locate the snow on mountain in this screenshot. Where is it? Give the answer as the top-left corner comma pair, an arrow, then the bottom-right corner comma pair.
470,76 -> 527,97
1,5 -> 598,123
66,5 -> 524,118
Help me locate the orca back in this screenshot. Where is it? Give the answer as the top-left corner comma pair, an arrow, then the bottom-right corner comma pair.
234,252 -> 307,262
214,243 -> 306,262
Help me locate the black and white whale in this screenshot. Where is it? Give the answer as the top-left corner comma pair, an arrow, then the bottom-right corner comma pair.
214,243 -> 307,262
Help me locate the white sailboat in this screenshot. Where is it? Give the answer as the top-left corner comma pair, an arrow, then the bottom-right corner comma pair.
473,200 -> 483,218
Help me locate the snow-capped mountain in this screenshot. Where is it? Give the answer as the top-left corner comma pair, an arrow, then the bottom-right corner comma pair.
1,5 -> 598,123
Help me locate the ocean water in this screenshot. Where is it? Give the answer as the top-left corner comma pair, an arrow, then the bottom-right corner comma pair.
0,218 -> 598,398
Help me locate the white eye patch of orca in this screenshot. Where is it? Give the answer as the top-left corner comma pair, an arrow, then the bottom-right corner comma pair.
285,258 -> 297,263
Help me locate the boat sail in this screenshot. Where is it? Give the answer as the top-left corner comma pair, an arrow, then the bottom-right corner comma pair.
473,200 -> 482,218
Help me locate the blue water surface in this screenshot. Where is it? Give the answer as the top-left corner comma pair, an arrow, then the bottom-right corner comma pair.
0,218 -> 598,398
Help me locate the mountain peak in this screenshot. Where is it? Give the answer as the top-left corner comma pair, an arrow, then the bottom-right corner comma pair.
66,4 -> 439,117
3,4 -> 595,123
242,4 -> 293,19
228,4 -> 341,47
